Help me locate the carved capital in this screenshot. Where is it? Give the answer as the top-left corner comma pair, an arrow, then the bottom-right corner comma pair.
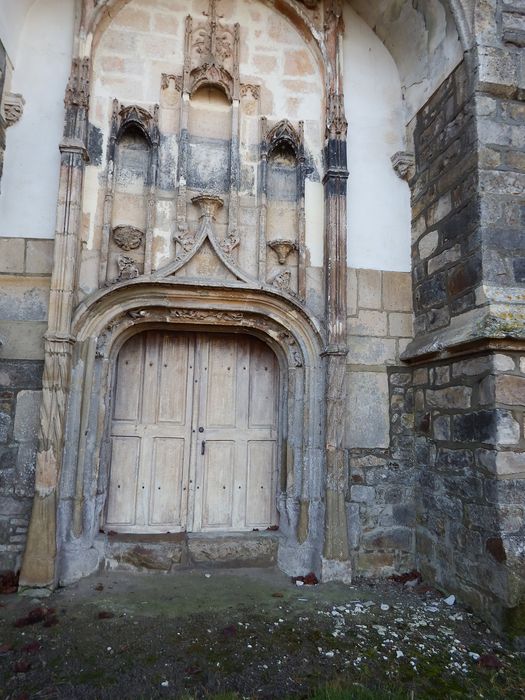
391,151 -> 415,182
4,93 -> 25,127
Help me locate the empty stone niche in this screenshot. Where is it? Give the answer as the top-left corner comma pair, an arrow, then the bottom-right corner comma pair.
107,125 -> 149,283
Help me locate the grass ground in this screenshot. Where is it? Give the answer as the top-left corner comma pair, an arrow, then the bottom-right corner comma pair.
0,568 -> 523,699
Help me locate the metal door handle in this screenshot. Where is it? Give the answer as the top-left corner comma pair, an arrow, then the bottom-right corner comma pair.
201,440 -> 206,455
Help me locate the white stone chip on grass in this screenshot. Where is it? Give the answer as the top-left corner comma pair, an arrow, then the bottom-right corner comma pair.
380,603 -> 390,611
443,595 -> 456,605
161,681 -> 169,687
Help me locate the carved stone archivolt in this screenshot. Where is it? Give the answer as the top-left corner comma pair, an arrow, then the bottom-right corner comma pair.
93,303 -> 305,370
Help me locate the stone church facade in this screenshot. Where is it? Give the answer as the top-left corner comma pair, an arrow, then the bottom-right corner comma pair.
0,0 -> 523,637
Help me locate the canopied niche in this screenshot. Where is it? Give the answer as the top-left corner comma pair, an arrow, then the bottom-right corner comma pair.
261,119 -> 306,299
100,102 -> 159,285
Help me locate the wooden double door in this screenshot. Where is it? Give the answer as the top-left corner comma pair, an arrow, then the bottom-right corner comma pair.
106,330 -> 279,533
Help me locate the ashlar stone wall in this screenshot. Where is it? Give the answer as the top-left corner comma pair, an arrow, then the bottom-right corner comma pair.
346,268 -> 417,576
0,237 -> 53,570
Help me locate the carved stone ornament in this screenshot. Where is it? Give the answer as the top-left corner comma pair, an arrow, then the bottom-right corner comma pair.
161,74 -> 183,92
220,229 -> 240,256
117,255 -> 140,281
265,119 -> 302,154
65,57 -> 90,108
173,224 -> 195,254
391,151 -> 415,182
326,91 -> 347,140
192,193 -> 224,220
272,269 -> 292,292
190,62 -> 234,102
240,84 -> 260,100
268,239 -> 297,265
112,225 -> 144,251
4,93 -> 25,127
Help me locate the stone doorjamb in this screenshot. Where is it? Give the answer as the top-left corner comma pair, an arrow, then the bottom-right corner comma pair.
55,280 -> 326,585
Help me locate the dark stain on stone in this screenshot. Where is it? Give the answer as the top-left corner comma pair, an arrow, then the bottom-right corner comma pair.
486,537 -> 506,563
87,123 -> 103,166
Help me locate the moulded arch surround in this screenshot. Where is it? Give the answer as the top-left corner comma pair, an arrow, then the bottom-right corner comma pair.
72,279 -> 326,363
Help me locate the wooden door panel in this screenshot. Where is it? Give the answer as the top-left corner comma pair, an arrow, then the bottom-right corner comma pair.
201,440 -> 235,529
150,437 -> 185,526
106,436 -> 140,525
248,341 -> 278,428
141,331 -> 160,424
245,440 -> 275,527
113,335 -> 143,422
158,334 -> 191,424
205,337 -> 237,427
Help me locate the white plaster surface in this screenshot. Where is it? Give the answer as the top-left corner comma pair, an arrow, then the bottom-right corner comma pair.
344,7 -> 411,272
0,0 -> 75,239
0,0 -> 37,65
350,0 -> 463,120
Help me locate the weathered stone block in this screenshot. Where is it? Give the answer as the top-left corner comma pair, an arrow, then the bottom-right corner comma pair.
494,375 -> 525,405
13,391 -> 42,442
0,239 -> 24,274
452,356 -> 491,377
0,412 -> 11,443
493,354 -> 516,372
426,386 -> 472,409
433,366 -> 450,385
433,414 -> 451,441
477,448 -> 525,476
0,277 -> 50,321
357,269 -> 382,310
0,361 -> 44,389
347,267 -> 358,316
348,310 -> 387,337
350,484 -> 375,504
25,240 -> 54,275
418,230 -> 439,259
347,337 -> 397,365
452,409 -> 520,445
428,245 -> 461,274
388,312 -> 413,338
362,527 -> 412,551
382,272 -> 412,312
347,372 -> 389,448
413,368 -> 428,385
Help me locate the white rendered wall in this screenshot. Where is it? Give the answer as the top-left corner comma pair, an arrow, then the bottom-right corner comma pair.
0,0 -> 75,239
0,0 -> 36,65
344,6 -> 411,272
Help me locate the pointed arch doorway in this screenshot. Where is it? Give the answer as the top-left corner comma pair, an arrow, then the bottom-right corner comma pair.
106,329 -> 280,534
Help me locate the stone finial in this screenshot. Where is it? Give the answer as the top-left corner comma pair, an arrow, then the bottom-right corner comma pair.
391,151 -> 415,182
4,93 -> 25,127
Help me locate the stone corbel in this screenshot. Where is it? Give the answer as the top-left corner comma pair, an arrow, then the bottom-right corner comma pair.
4,92 -> 25,127
391,151 -> 415,182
